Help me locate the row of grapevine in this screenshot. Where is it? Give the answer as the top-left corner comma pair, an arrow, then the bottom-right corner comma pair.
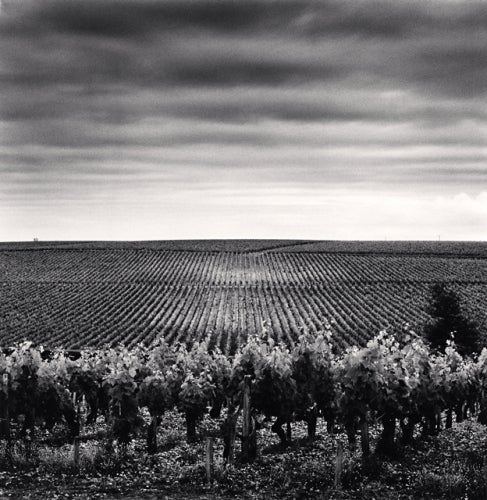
1,249 -> 486,285
1,281 -> 485,351
2,330 -> 487,463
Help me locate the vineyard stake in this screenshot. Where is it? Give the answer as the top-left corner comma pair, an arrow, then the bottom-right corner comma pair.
205,437 -> 214,485
222,399 -> 239,466
147,416 -> 158,454
72,392 -> 80,470
360,412 -> 370,459
2,373 -> 12,462
73,436 -> 80,470
334,440 -> 344,489
242,375 -> 253,463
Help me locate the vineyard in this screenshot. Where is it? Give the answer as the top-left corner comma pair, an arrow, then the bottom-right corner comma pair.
0,241 -> 486,351
2,330 -> 487,497
1,330 -> 487,457
1,241 -> 487,498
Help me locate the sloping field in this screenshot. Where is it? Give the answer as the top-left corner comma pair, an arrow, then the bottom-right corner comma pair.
1,239 -> 486,255
0,241 -> 486,352
0,239 -> 307,252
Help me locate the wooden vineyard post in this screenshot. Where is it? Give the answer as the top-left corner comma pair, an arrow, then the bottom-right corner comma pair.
360,412 -> 370,460
72,392 -> 80,470
242,375 -> 251,462
334,440 -> 344,489
205,437 -> 214,485
446,408 -> 453,429
2,373 -> 12,462
147,416 -> 158,454
286,420 -> 292,442
241,375 -> 257,463
222,399 -> 239,466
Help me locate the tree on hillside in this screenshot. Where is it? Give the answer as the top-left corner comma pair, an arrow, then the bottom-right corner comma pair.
424,282 -> 479,357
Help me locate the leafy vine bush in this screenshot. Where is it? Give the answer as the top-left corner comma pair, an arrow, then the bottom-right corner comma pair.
2,329 -> 487,462
292,329 -> 337,437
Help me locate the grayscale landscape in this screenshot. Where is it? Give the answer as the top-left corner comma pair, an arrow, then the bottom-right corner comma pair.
0,1 -> 486,499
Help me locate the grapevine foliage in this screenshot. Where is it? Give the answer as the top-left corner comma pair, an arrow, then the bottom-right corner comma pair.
1,329 -> 487,455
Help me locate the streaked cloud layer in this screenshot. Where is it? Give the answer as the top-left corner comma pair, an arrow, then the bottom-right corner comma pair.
1,0 -> 486,241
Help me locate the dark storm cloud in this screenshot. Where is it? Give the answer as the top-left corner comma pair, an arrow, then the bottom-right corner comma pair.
3,81 -> 485,138
413,44 -> 487,97
23,0 -> 304,37
166,58 -> 345,87
1,0 -> 486,97
8,0 -> 487,39
0,0 -> 314,45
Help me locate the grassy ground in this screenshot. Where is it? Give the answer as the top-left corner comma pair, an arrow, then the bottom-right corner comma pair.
1,410 -> 487,499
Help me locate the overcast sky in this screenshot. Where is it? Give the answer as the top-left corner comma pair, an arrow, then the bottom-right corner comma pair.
1,0 -> 486,241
